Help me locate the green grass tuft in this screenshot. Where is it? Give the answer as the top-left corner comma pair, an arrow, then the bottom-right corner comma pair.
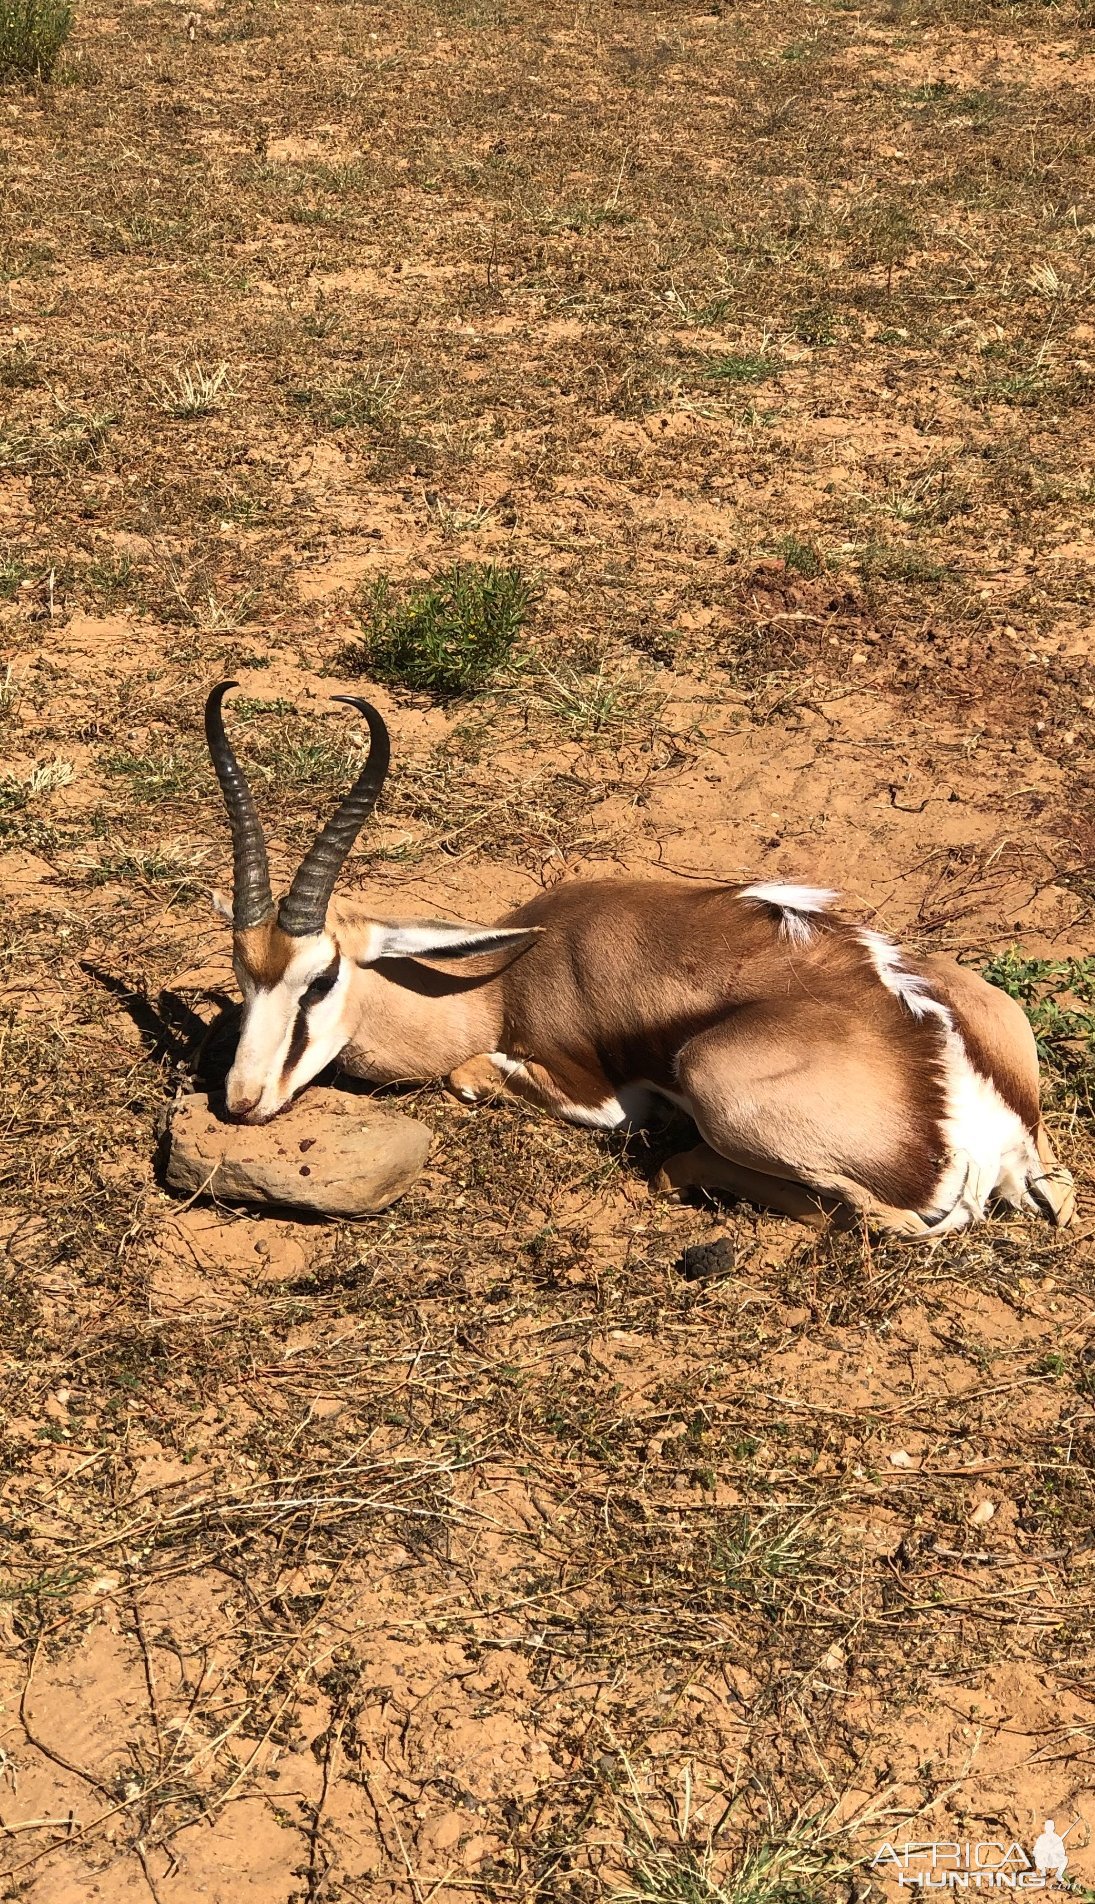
857,542 -> 947,584
104,746 -> 202,801
774,535 -> 825,578
611,1754 -> 852,1904
707,352 -> 775,385
348,562 -> 533,699
537,659 -> 656,739
983,950 -> 1095,1110
791,304 -> 835,346
0,0 -> 72,78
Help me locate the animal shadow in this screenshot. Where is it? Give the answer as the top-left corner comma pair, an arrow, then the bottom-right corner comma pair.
81,963 -> 240,1088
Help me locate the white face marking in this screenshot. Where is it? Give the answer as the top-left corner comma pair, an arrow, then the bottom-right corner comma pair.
227,933 -> 352,1122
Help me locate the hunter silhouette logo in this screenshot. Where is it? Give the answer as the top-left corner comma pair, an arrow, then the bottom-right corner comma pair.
871,1820 -> 1080,1889
1032,1825 -> 1069,1884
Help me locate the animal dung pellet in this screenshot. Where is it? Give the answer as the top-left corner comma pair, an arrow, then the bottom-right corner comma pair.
677,1238 -> 735,1281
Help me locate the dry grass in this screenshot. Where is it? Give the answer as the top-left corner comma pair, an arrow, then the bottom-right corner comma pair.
3,0 -> 1095,1897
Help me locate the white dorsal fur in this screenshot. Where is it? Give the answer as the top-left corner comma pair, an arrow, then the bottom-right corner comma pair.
858,927 -> 953,1025
740,884 -> 840,948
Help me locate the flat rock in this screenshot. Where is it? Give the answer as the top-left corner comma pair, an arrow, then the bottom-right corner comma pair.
163,1088 -> 431,1218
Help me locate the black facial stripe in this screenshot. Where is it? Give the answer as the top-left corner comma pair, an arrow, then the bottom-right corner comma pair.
282,1005 -> 310,1082
300,953 -> 341,1011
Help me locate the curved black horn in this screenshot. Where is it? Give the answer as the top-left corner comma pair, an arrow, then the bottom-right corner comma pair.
204,680 -> 275,931
277,697 -> 391,939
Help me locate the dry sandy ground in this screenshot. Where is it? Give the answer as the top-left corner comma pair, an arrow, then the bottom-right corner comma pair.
2,0 -> 1095,1897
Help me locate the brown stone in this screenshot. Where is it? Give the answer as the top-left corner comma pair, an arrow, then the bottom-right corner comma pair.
164,1088 -> 431,1218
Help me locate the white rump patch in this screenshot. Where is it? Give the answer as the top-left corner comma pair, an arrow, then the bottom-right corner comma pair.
859,928 -> 952,1025
740,884 -> 839,948
855,927 -> 1043,1229
928,1033 -> 1041,1230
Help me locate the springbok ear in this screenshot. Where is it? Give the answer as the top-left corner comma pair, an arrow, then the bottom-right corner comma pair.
364,921 -> 542,964
212,888 -> 233,922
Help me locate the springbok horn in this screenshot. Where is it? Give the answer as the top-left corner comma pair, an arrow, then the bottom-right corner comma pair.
204,680 -> 275,931
277,697 -> 391,939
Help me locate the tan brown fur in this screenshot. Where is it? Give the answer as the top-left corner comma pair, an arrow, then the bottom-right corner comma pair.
233,922 -> 298,988
222,879 -> 1070,1236
916,952 -> 1040,1131
490,882 -> 951,1211
320,906 -> 510,1086
652,1142 -> 934,1235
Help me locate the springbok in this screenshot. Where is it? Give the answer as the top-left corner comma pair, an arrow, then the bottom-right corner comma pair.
204,682 -> 1074,1236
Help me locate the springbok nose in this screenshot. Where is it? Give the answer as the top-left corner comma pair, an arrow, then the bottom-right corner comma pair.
227,1089 -> 262,1122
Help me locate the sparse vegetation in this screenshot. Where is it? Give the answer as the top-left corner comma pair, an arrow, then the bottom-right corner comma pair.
84,550 -> 140,606
856,541 -> 948,584
708,351 -> 775,385
0,755 -> 73,806
0,344 -> 42,387
161,361 -> 233,417
323,363 -> 407,428
2,0 -> 1095,1893
538,657 -> 657,737
845,196 -> 920,277
0,406 -> 112,471
983,950 -> 1095,1109
104,745 -> 202,800
613,1788 -> 855,1904
791,303 -> 835,346
348,561 -> 533,697
774,535 -> 825,577
0,0 -> 72,78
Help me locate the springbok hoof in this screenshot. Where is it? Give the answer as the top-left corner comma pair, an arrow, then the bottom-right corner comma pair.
652,1156 -> 693,1198
447,1053 -> 505,1105
1032,1167 -> 1076,1230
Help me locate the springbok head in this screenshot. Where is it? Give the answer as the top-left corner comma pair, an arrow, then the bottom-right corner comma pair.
205,682 -> 536,1122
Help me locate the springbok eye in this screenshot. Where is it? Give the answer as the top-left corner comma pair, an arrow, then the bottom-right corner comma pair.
301,964 -> 339,1010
